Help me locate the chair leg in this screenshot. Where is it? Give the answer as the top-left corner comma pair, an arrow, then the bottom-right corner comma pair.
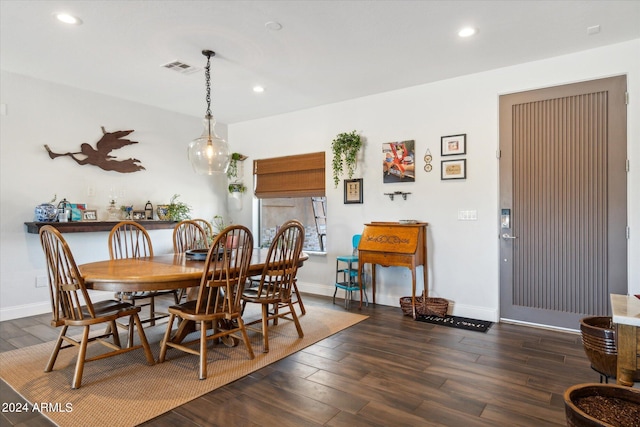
288,302 -> 304,339
261,304 -> 270,353
132,314 -> 155,365
199,320 -> 207,380
128,317 -> 135,348
236,317 -> 255,360
333,286 -> 338,305
72,326 -> 91,389
158,314 -> 176,363
45,325 -> 68,372
110,320 -> 121,348
292,280 -> 306,315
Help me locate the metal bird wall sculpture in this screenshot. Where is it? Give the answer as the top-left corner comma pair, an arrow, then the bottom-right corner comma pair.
44,127 -> 145,173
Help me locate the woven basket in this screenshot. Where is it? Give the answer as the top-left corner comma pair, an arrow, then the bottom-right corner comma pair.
400,293 -> 448,317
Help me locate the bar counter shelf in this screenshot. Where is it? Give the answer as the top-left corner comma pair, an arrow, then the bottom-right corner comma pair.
25,220 -> 178,234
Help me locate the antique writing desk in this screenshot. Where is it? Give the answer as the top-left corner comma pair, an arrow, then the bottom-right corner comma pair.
357,222 -> 428,318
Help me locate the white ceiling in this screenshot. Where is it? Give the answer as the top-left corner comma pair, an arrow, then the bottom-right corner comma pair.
1,1 -> 639,125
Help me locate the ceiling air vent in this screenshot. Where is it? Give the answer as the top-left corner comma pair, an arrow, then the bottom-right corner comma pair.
161,60 -> 200,75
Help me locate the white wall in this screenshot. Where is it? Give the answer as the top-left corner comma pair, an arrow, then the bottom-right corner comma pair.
2,40 -> 638,324
0,71 -> 230,320
229,40 -> 640,322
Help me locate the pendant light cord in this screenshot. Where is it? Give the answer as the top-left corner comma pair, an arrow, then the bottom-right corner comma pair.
204,51 -> 212,117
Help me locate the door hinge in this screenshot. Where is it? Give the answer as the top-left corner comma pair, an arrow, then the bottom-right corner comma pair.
625,92 -> 629,105
627,226 -> 630,240
626,159 -> 630,172
496,150 -> 501,159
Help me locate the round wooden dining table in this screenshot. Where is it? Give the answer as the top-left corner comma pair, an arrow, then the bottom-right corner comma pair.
79,249 -> 309,292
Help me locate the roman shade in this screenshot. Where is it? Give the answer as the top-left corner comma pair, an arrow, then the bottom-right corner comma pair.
254,152 -> 325,198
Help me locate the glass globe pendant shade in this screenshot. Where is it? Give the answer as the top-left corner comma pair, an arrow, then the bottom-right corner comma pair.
188,114 -> 230,174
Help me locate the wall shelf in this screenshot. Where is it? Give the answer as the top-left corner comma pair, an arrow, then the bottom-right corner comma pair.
24,220 -> 178,234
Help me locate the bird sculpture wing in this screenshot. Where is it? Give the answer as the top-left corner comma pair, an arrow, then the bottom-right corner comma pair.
95,130 -> 137,154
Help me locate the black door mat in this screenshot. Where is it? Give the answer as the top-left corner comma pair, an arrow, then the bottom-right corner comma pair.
416,314 -> 493,333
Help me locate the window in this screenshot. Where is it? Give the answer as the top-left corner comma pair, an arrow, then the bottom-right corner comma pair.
254,152 -> 326,252
259,197 -> 326,252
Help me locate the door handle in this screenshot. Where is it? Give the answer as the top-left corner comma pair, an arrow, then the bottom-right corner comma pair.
501,233 -> 517,240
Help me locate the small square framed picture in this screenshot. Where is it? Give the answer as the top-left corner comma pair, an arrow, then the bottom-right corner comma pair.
441,159 -> 467,180
82,209 -> 97,221
441,134 -> 466,156
132,211 -> 146,220
344,178 -> 363,204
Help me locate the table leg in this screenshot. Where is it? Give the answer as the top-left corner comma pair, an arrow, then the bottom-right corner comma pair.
616,323 -> 638,387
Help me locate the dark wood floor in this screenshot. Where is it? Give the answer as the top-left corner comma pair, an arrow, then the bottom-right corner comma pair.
1,294 -> 600,426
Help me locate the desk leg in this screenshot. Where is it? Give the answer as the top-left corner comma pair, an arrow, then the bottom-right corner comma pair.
372,264 -> 376,305
411,266 -> 417,319
616,323 -> 638,387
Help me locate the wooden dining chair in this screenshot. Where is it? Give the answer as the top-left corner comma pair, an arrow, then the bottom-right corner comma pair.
192,218 -> 214,242
159,225 -> 255,379
109,221 -> 178,345
173,219 -> 209,252
242,219 -> 305,353
173,219 -> 209,300
39,225 -> 155,389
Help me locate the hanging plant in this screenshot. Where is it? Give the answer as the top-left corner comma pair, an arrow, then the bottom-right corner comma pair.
226,153 -> 247,180
331,130 -> 362,188
228,182 -> 247,194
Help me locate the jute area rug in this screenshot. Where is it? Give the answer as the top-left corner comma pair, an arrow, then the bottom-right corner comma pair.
0,306 -> 367,427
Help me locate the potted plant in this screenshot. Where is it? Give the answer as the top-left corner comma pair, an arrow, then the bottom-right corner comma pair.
228,182 -> 247,194
165,194 -> 191,221
226,153 -> 247,181
331,130 -> 362,188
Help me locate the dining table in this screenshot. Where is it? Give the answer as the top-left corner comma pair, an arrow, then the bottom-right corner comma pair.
78,248 -> 309,344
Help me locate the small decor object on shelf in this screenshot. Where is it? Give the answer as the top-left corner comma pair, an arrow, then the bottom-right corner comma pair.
82,210 -> 97,221
107,199 -> 120,220
331,130 -> 362,188
120,205 -> 133,220
35,195 -> 58,222
165,194 -> 191,221
144,201 -> 153,220
44,126 -> 145,173
57,198 -> 72,222
132,211 -> 146,220
156,205 -> 169,220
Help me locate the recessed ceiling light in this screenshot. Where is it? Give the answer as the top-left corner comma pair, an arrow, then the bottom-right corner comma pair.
265,21 -> 283,31
253,86 -> 265,93
55,13 -> 82,25
458,27 -> 477,38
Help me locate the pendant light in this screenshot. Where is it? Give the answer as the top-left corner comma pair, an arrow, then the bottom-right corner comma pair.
188,50 -> 230,174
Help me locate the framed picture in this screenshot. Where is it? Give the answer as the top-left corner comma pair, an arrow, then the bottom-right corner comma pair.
441,159 -> 467,180
132,210 -> 146,220
70,203 -> 86,221
441,134 -> 466,156
382,140 -> 416,183
82,209 -> 97,221
344,178 -> 363,204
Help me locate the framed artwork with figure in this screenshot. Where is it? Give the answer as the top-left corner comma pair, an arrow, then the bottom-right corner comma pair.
344,178 -> 363,204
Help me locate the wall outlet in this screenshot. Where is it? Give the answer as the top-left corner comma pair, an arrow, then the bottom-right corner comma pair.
35,275 -> 48,288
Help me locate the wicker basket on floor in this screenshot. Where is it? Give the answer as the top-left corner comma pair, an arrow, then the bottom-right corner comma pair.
400,293 -> 448,317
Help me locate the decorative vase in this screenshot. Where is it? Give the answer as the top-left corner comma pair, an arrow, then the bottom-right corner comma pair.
35,203 -> 58,222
